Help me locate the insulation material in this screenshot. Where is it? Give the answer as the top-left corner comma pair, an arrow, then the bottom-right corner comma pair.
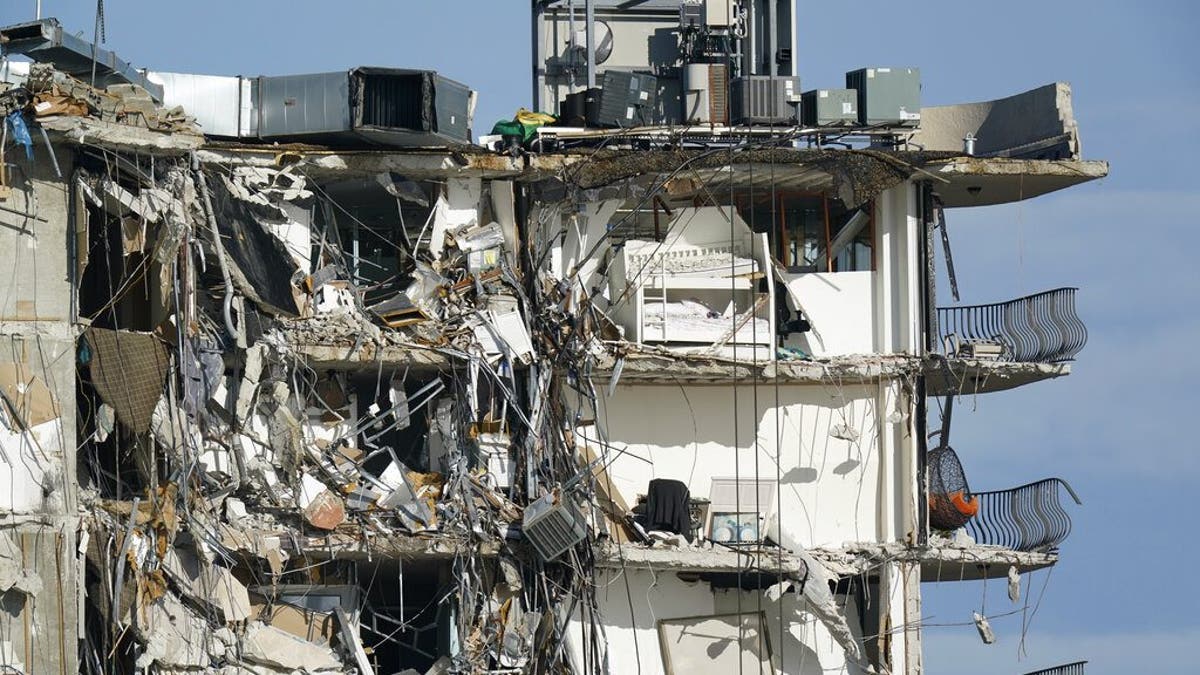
85,328 -> 170,434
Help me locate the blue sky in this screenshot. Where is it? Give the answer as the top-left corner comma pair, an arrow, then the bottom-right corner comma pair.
5,1 -> 1196,673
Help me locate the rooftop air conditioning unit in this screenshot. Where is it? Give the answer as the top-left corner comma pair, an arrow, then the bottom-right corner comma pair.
523,490 -> 588,561
729,76 -> 799,126
801,88 -> 858,127
587,71 -> 658,128
845,67 -> 921,127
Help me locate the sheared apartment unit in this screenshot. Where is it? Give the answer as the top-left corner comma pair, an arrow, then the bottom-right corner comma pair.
0,3 -> 1105,675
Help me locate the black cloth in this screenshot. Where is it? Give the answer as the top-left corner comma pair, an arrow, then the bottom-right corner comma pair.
642,479 -> 691,540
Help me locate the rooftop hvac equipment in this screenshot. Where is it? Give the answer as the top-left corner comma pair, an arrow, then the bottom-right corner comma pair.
258,67 -> 474,146
729,76 -> 800,126
587,71 -> 658,128
522,490 -> 588,561
704,0 -> 736,27
801,88 -> 858,127
0,18 -> 163,101
683,63 -> 729,124
149,72 -> 255,138
559,88 -> 601,127
845,67 -> 921,127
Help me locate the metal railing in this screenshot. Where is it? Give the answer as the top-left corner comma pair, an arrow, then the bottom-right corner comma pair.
937,287 -> 1087,363
1022,661 -> 1087,675
966,478 -> 1082,553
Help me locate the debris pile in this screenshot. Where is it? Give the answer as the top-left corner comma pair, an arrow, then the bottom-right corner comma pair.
60,132 -> 627,673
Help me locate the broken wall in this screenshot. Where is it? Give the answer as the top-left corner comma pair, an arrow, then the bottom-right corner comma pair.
910,82 -> 1081,160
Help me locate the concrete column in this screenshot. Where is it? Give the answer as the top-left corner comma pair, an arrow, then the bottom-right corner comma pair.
878,560 -> 923,674
874,182 -> 923,355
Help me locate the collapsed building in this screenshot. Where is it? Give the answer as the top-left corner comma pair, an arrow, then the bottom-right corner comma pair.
0,6 -> 1106,675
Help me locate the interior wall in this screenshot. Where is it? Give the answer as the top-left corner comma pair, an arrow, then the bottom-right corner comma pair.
782,271 -> 876,358
589,382 -> 882,548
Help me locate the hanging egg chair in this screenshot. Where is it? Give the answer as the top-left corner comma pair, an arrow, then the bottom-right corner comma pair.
926,379 -> 980,531
928,445 -> 978,531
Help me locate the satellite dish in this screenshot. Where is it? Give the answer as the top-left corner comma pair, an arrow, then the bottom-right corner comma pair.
568,20 -> 614,66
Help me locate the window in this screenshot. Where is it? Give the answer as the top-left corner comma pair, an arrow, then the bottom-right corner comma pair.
735,193 -> 874,272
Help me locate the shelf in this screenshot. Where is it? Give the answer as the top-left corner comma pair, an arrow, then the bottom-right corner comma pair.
641,276 -> 754,290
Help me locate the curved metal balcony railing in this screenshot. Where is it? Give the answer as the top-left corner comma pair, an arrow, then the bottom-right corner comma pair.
1023,661 -> 1088,675
937,288 -> 1087,363
966,478 -> 1082,552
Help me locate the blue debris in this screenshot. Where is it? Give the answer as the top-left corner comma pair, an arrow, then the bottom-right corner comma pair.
5,111 -> 34,161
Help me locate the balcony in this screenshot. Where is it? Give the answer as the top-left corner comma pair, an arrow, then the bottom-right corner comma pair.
964,478 -> 1083,553
1023,661 -> 1088,675
937,287 -> 1087,364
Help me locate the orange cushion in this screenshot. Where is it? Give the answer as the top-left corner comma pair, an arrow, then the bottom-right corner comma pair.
950,491 -> 979,517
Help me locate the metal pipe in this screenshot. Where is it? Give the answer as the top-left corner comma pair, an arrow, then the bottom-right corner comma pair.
585,0 -> 596,88
36,124 -> 61,178
768,0 -> 778,76
532,1 -> 544,112
190,152 -> 238,341
745,0 -> 757,75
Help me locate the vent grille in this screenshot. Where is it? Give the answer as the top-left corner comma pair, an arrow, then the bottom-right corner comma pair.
708,64 -> 729,125
730,76 -> 798,125
523,494 -> 588,561
709,478 -> 776,513
360,72 -> 428,130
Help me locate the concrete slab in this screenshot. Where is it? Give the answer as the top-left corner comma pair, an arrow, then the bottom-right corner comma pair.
593,541 -> 1059,583
592,349 -> 1070,394
931,157 -> 1108,207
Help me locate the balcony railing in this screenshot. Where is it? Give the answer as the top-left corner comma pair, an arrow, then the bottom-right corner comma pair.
937,287 -> 1087,363
1023,661 -> 1087,675
966,478 -> 1082,553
